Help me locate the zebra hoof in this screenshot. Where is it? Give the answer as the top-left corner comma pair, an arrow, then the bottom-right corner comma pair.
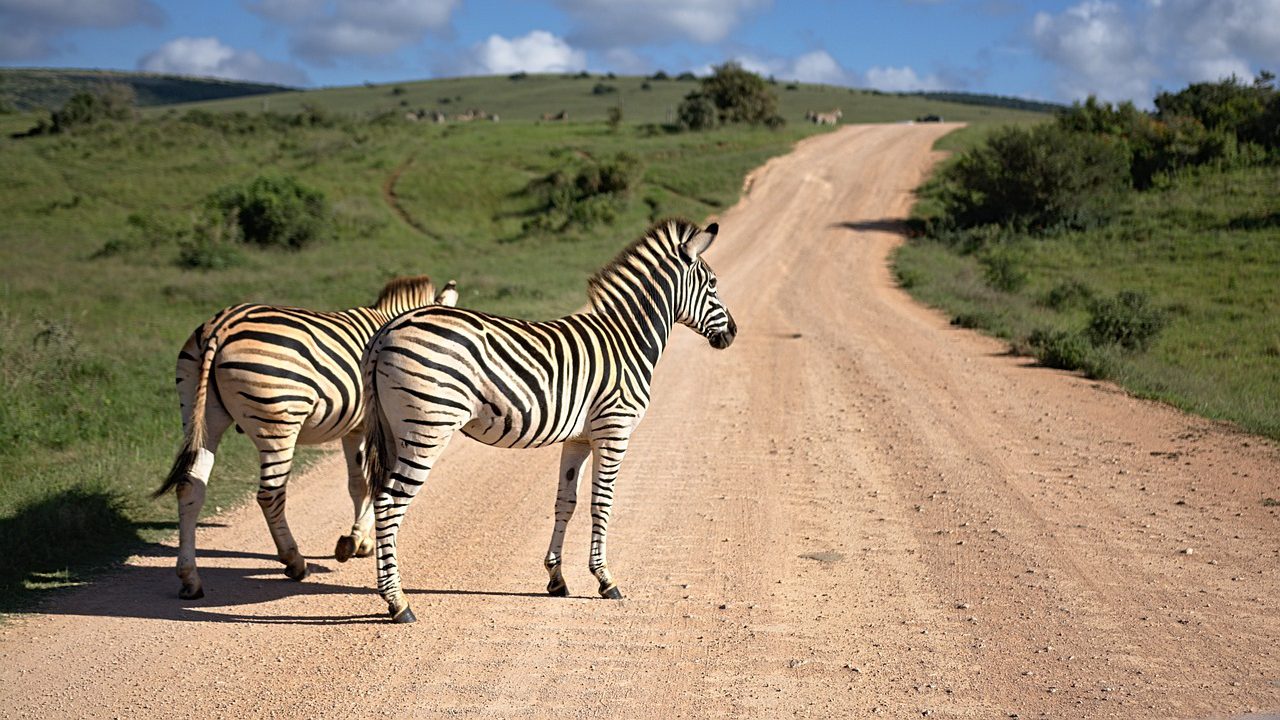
547,579 -> 569,597
391,606 -> 417,624
334,535 -> 356,563
599,584 -> 623,600
284,561 -> 310,581
355,537 -> 375,558
179,585 -> 205,600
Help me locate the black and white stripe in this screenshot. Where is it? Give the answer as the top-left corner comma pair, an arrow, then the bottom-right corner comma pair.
155,276 -> 457,600
361,219 -> 736,622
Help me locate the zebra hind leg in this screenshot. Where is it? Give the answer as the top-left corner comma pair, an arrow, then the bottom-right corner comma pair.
334,432 -> 375,562
544,440 -> 590,597
374,423 -> 461,623
253,439 -> 309,582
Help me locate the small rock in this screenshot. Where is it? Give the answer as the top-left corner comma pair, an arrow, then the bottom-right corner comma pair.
957,602 -> 970,609
1181,548 -> 1194,555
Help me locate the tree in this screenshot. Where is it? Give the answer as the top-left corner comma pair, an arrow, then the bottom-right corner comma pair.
700,61 -> 778,126
677,92 -> 717,131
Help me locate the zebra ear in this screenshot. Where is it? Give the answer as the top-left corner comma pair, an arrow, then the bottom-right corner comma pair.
680,222 -> 718,262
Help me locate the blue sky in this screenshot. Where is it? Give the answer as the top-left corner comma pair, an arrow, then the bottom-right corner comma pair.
2,1 -> 1278,106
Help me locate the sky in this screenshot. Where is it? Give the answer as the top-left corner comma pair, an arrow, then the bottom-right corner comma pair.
2,0 -> 1278,106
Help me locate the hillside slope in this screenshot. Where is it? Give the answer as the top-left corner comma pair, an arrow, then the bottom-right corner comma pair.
0,68 -> 294,110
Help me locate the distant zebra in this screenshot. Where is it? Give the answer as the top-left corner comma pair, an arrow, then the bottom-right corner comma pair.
808,108 -> 842,125
362,219 -> 736,623
156,276 -> 458,600
541,109 -> 568,121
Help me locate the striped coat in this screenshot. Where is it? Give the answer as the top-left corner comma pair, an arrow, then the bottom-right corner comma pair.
156,276 -> 457,600
362,219 -> 736,622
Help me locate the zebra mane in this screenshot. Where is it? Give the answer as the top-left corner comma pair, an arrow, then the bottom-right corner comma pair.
372,275 -> 437,313
587,218 -> 697,310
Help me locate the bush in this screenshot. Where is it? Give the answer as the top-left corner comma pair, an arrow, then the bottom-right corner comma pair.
939,123 -> 1130,232
1029,328 -> 1111,377
979,248 -> 1028,292
1041,279 -> 1094,310
1086,290 -> 1167,351
700,61 -> 779,126
678,92 -> 718,131
46,84 -> 135,133
206,174 -> 332,249
525,152 -> 641,233
177,213 -> 244,270
607,106 -> 623,131
592,83 -> 617,96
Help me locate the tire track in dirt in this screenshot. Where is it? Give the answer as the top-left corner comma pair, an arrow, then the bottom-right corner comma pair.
0,124 -> 1276,720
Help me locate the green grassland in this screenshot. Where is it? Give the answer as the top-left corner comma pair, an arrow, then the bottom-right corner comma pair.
163,72 -> 1049,125
895,126 -> 1280,440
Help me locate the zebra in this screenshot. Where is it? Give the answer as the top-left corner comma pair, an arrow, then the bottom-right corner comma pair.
155,275 -> 459,600
361,218 -> 736,623
809,108 -> 842,125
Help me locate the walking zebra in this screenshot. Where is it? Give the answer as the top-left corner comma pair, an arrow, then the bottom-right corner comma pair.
155,275 -> 458,600
362,219 -> 736,622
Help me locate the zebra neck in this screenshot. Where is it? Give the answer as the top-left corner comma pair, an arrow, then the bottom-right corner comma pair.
588,282 -> 675,373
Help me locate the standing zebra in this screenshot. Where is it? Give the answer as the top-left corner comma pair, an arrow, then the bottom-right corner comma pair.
362,219 -> 736,623
156,275 -> 458,600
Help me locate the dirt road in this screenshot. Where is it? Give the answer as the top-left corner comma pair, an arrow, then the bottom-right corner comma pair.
2,124 -> 1277,719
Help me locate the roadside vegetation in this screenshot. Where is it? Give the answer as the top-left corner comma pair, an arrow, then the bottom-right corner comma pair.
896,73 -> 1280,440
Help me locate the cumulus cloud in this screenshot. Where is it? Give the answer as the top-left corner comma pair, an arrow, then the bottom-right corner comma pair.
465,30 -> 586,75
139,36 -> 309,85
245,0 -> 457,65
1031,1 -> 1153,102
554,0 -> 770,47
1032,0 -> 1280,104
864,65 -> 945,92
0,0 -> 164,60
731,50 -> 852,85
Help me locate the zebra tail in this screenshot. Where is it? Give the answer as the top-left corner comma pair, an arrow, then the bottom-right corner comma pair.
362,347 -> 395,505
154,334 -> 219,498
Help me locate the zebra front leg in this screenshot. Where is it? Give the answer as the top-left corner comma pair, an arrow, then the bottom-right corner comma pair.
334,432 -> 375,562
544,440 -> 591,597
588,434 -> 630,599
254,440 -> 309,581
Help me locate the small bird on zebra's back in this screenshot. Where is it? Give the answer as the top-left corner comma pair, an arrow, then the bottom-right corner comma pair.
362,218 -> 737,623
155,275 -> 458,600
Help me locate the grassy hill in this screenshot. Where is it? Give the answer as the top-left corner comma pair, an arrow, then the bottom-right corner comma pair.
0,68 -> 294,111
160,72 -> 1049,126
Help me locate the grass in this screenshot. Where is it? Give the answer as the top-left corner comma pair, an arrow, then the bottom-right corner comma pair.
158,73 -> 1048,126
895,127 -> 1280,440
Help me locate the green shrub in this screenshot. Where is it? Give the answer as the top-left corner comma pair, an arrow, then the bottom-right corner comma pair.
979,248 -> 1028,292
1029,327 -> 1112,377
592,83 -> 617,96
525,152 -> 641,233
1087,290 -> 1168,351
940,123 -> 1130,232
45,83 -> 135,133
177,213 -> 244,270
677,92 -> 718,131
700,61 -> 779,126
607,106 -> 623,131
206,174 -> 332,249
1041,279 -> 1095,310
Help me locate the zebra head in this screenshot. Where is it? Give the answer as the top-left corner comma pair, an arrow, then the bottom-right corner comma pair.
676,222 -> 737,349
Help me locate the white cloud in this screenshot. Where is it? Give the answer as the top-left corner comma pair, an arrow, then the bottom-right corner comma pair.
554,0 -> 770,47
467,31 -> 586,75
139,36 -> 309,85
246,0 -> 457,65
0,0 -> 163,60
1031,0 -> 1280,104
864,65 -> 945,92
1031,1 -> 1153,102
730,50 -> 852,85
